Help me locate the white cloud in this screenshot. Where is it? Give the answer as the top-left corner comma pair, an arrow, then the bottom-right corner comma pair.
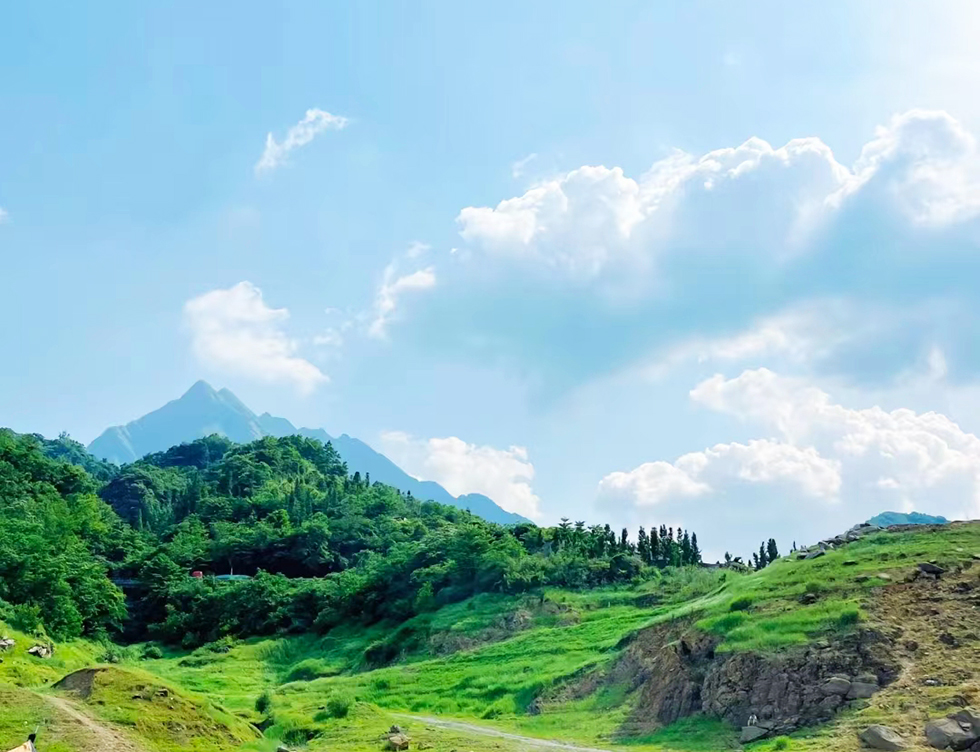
0,208 -> 8,224
368,263 -> 436,339
600,438 -> 841,508
406,241 -> 431,259
642,302 -> 857,380
184,281 -> 327,394
456,110 -> 980,281
312,328 -> 344,348
380,431 -> 543,519
599,461 -> 710,506
690,369 -> 980,502
600,367 -> 980,557
511,153 -> 538,179
255,108 -> 348,173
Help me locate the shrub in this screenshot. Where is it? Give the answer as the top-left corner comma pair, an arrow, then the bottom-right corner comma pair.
325,691 -> 354,718
773,737 -> 791,750
729,597 -> 753,612
804,581 -> 823,594
141,644 -> 164,660
255,690 -> 273,714
480,698 -> 512,719
836,608 -> 860,630
8,604 -> 43,635
202,635 -> 236,654
98,645 -> 135,663
286,658 -> 332,683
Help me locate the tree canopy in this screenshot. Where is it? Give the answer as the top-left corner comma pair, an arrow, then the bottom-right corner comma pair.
0,429 -> 705,647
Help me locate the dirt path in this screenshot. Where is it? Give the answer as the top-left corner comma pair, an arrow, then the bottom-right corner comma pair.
42,694 -> 145,752
394,714 -> 615,752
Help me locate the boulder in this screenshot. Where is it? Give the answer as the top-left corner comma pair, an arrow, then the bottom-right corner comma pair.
847,681 -> 878,700
386,733 -> 411,751
925,718 -> 976,750
805,550 -> 826,560
918,562 -> 946,576
27,645 -> 52,659
952,709 -> 980,736
740,726 -> 768,743
940,632 -> 959,648
823,677 -> 852,696
0,638 -> 14,651
859,725 -> 909,751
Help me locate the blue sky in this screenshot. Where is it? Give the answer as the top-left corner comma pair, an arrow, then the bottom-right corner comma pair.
5,1 -> 980,557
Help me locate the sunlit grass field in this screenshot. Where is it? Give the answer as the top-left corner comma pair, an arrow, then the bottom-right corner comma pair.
3,523 -> 980,751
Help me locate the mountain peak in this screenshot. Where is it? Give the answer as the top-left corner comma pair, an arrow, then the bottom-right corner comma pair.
88,385 -> 529,524
182,380 -> 218,399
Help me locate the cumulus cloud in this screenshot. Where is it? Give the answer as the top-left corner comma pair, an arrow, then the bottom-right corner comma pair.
184,282 -> 327,394
599,368 -> 980,558
379,431 -> 542,519
368,263 -> 436,340
388,110 -> 980,397
0,208 -> 8,224
458,110 -> 980,280
255,108 -> 348,173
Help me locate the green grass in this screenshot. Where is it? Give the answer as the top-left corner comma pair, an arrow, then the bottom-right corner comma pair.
5,523 -> 980,752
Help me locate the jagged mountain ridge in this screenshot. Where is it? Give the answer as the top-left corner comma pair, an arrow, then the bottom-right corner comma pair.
87,380 -> 528,524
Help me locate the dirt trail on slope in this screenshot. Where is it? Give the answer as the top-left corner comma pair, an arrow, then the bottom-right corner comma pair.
42,694 -> 146,752
394,714 -> 615,752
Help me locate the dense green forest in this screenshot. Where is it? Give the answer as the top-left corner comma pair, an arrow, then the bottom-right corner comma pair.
0,428 -> 703,647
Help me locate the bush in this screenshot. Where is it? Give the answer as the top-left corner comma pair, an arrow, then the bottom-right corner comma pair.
836,608 -> 860,630
202,635 -> 237,654
772,737 -> 791,750
804,581 -> 823,594
285,658 -> 332,683
141,644 -> 164,660
325,691 -> 354,718
98,645 -> 136,664
8,604 -> 44,635
255,690 -> 273,714
729,597 -> 753,612
480,698 -> 512,719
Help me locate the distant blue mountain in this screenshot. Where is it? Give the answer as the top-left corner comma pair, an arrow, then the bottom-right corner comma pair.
867,511 -> 949,527
88,381 -> 528,525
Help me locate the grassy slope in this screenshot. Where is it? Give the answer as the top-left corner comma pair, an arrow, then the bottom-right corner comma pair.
0,624 -> 257,752
141,523 -> 980,752
4,523 -> 980,752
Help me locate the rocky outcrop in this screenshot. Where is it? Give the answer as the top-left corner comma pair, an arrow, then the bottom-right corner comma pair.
606,622 -> 898,740
699,630 -> 896,734
859,725 -> 908,750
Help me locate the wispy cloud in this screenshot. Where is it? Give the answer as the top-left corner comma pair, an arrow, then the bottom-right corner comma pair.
0,208 -> 8,224
255,108 -> 349,174
511,153 -> 538,179
368,264 -> 437,339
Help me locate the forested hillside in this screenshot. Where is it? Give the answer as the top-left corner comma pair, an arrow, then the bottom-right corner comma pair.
0,428 -> 701,647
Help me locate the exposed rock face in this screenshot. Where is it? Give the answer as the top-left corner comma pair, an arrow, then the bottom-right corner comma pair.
606,621 -> 898,740
859,725 -> 909,750
699,630 -> 895,734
